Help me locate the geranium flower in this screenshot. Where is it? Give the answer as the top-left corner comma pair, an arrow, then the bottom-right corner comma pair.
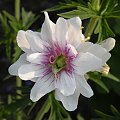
8,12 -> 115,111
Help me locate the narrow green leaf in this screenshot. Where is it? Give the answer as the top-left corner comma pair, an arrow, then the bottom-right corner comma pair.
88,72 -> 109,93
102,73 -> 120,82
102,19 -> 115,39
3,11 -> 16,21
95,110 -> 115,120
35,98 -> 51,120
110,105 -> 120,117
58,8 -> 96,20
106,10 -> 120,19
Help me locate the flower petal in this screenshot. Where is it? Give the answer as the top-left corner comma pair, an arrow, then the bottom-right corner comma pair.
41,12 -> 55,42
17,30 -> 31,53
18,64 -> 42,80
75,75 -> 93,98
67,17 -> 85,49
8,53 -> 27,76
55,77 -> 81,111
25,30 -> 47,52
100,37 -> 115,51
73,52 -> 102,75
55,17 -> 68,47
30,73 -> 55,102
86,44 -> 111,64
55,72 -> 76,96
66,44 -> 78,57
26,53 -> 46,64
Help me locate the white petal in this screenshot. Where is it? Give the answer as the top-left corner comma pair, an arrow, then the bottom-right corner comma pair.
8,53 -> 27,76
17,30 -> 31,53
55,72 -> 76,96
100,37 -> 115,51
30,74 -> 55,102
26,30 -> 47,52
55,86 -> 80,111
77,42 -> 93,52
41,12 -> 55,42
66,44 -> 78,57
68,17 -> 82,29
73,52 -> 102,75
18,64 -> 42,80
76,75 -> 93,98
55,17 -> 68,47
86,44 -> 111,64
67,17 -> 85,49
26,53 -> 46,64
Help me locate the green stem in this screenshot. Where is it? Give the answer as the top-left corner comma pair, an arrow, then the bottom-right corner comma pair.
35,98 -> 51,120
16,77 -> 22,99
15,1 -> 21,119
16,77 -> 22,120
15,0 -> 20,21
85,17 -> 99,39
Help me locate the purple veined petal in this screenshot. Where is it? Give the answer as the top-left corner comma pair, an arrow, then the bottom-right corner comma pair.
8,53 -> 28,76
65,44 -> 78,57
55,71 -> 76,96
41,12 -> 55,43
73,52 -> 102,75
100,37 -> 115,52
55,17 -> 68,48
75,75 -> 93,98
17,30 -> 31,53
18,64 -> 46,80
30,73 -> 55,102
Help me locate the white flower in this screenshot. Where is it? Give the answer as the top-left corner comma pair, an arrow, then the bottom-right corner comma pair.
8,12 -> 115,111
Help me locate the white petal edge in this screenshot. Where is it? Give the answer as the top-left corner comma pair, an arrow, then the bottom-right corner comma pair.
86,44 -> 111,64
40,12 -> 55,42
100,37 -> 115,51
26,53 -> 46,64
73,52 -> 102,75
55,17 -> 68,47
8,53 -> 27,76
18,64 -> 42,80
30,73 -> 55,102
75,75 -> 93,98
55,71 -> 76,96
17,30 -> 31,53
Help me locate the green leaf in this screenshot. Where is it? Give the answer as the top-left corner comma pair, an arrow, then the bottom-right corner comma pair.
110,105 -> 120,117
58,6 -> 96,20
45,1 -> 85,12
106,10 -> 120,19
94,18 -> 101,34
95,110 -> 115,120
88,72 -> 109,93
99,0 -> 118,15
101,19 -> 115,39
89,0 -> 100,11
35,98 -> 51,120
3,11 -> 16,21
102,73 -> 120,82
22,8 -> 39,30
